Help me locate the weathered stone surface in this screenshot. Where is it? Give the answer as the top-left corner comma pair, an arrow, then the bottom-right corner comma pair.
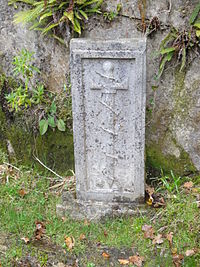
57,192 -> 146,221
70,39 -> 146,208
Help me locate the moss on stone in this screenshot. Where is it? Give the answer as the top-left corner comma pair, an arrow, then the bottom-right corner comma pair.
146,67 -> 198,177
146,142 -> 196,176
0,73 -> 74,174
0,104 -> 74,174
173,68 -> 191,117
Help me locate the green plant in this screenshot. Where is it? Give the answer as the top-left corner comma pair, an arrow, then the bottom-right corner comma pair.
39,101 -> 66,135
4,49 -> 70,135
159,170 -> 182,193
156,4 -> 200,79
5,49 -> 44,111
9,0 -> 103,42
103,3 -> 122,21
38,252 -> 48,266
87,263 -> 96,267
31,84 -> 45,104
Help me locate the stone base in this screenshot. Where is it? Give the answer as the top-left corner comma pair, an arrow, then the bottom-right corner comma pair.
56,191 -> 146,221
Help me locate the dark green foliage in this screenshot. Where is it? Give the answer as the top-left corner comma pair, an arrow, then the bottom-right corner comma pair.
9,0 -> 103,42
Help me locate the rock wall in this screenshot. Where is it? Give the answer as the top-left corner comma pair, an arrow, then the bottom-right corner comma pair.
0,0 -> 200,175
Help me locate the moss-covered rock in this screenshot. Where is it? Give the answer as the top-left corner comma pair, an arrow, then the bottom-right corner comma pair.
145,67 -> 198,177
146,142 -> 196,177
0,74 -> 74,175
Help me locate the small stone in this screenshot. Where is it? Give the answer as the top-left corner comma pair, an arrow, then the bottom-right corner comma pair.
0,245 -> 8,252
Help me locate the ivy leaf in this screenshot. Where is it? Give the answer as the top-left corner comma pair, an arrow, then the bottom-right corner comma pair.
39,119 -> 48,135
57,119 -> 66,131
48,116 -> 56,128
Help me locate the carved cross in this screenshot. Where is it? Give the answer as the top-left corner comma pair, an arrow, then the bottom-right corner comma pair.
90,61 -> 129,188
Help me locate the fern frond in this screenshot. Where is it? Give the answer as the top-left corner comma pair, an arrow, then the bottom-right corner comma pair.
14,4 -> 44,24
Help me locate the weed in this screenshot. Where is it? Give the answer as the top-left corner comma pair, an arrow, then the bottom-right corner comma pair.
156,3 -> 200,79
4,49 -> 69,135
103,3 -> 122,22
39,101 -> 66,135
5,49 -> 43,112
159,170 -> 182,193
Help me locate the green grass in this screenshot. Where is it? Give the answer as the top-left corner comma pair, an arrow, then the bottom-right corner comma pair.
0,150 -> 199,266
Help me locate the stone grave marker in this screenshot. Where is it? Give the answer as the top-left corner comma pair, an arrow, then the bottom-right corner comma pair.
57,39 -> 146,219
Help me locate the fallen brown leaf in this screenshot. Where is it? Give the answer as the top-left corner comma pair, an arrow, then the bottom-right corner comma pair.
104,230 -> 108,237
152,234 -> 164,245
185,249 -> 195,257
19,189 -> 28,197
102,252 -> 110,259
153,195 -> 165,208
172,253 -> 184,267
65,236 -> 75,250
166,232 -> 173,246
79,233 -> 86,241
145,184 -> 155,197
183,181 -> 193,189
21,237 -> 30,244
35,221 -> 46,240
145,184 -> 154,206
84,219 -> 90,226
142,224 -> 155,239
129,255 -> 145,267
118,259 -> 129,265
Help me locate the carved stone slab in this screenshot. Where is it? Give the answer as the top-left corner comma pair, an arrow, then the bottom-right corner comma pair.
70,39 -> 146,204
